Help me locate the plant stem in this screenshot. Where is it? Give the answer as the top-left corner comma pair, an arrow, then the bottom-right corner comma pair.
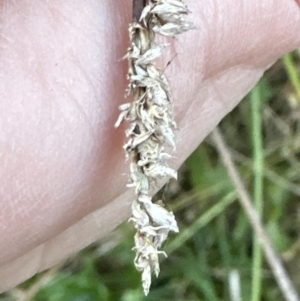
283,53 -> 300,103
133,0 -> 146,21
211,128 -> 300,301
117,1 -> 194,294
250,84 -> 264,301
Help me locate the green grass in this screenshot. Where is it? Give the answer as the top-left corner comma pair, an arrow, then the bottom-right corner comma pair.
2,51 -> 300,301
250,83 -> 264,301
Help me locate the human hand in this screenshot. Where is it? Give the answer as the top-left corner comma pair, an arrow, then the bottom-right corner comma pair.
1,0 -> 300,292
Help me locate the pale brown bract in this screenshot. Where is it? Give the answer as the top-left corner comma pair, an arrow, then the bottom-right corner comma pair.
115,0 -> 194,295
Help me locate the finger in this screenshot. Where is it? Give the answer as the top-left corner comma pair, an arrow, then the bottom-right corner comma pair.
0,0 -> 131,264
1,0 -> 300,292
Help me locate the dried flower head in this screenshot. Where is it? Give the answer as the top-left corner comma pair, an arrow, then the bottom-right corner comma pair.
115,0 -> 194,295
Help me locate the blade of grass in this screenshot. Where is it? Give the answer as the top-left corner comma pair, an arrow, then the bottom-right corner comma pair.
217,215 -> 232,269
283,53 -> 300,101
217,215 -> 232,298
166,191 -> 236,254
250,84 -> 264,301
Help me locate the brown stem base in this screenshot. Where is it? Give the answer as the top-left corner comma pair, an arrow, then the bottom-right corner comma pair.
133,0 -> 146,21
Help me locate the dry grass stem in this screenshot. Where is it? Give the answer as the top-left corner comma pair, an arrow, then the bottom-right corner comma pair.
115,0 -> 194,295
211,127 -> 300,301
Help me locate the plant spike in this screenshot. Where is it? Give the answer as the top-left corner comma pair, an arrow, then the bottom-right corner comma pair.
115,0 -> 194,295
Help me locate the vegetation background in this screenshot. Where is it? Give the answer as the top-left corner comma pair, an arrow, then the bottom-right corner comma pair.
1,50 -> 300,301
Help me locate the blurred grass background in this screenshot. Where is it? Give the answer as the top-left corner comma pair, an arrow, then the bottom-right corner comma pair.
1,50 -> 300,301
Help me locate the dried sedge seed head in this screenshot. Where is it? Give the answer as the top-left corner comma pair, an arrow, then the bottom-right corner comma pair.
116,0 -> 194,295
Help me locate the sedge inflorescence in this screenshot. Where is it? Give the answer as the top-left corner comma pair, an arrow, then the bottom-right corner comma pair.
115,0 -> 194,295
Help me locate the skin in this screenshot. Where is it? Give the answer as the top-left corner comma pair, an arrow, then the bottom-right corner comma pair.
0,0 -> 300,292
